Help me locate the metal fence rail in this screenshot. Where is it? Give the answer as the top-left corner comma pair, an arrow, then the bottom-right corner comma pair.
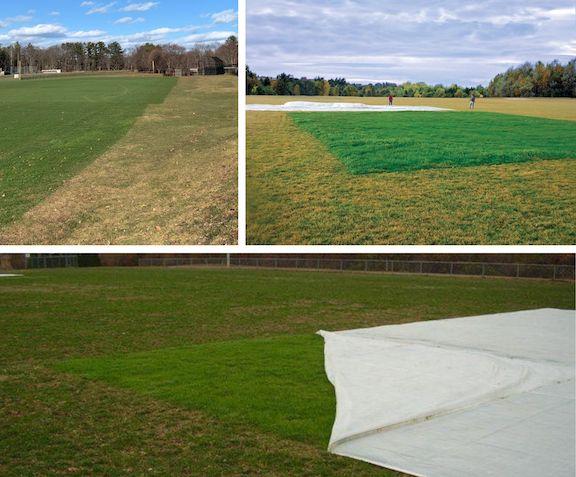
26,255 -> 79,269
137,256 -> 574,281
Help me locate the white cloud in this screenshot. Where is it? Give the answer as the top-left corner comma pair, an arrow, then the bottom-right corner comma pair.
69,29 -> 107,37
0,21 -> 7,28
120,2 -> 159,12
80,1 -> 95,6
6,23 -> 107,42
86,2 -> 116,15
4,15 -> 33,23
114,16 -> 145,24
148,27 -> 182,34
183,30 -> 236,43
248,0 -> 575,86
211,9 -> 237,24
9,23 -> 67,37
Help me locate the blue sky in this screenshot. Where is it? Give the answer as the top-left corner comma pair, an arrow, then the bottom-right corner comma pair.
0,0 -> 237,49
247,0 -> 575,86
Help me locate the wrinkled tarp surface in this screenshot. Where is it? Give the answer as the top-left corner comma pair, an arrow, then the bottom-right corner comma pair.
319,308 -> 575,477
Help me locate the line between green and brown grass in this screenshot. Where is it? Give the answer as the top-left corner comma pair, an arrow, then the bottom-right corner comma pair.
0,75 -> 176,227
1,76 -> 237,245
247,111 -> 576,244
1,267 -> 573,476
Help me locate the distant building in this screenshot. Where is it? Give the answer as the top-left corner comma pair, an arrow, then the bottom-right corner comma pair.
199,56 -> 225,75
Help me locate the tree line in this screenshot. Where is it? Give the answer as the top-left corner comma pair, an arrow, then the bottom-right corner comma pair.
247,58 -> 575,97
0,36 -> 237,74
487,59 -> 575,97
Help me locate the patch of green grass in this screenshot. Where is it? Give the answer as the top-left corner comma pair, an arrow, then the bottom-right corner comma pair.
0,75 -> 175,225
57,334 -> 333,446
1,267 -> 574,475
290,112 -> 576,174
247,111 -> 576,244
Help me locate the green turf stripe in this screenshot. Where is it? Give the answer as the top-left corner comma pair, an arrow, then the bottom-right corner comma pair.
289,111 -> 576,174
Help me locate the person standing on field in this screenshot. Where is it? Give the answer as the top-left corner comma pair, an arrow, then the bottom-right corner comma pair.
469,94 -> 476,110
388,94 -> 393,106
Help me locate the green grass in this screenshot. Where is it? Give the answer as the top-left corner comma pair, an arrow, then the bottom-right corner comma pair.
290,111 -> 576,174
0,75 -> 175,225
57,334 -> 334,447
1,267 -> 574,475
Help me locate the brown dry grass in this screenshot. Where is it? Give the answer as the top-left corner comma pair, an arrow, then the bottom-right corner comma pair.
2,76 -> 237,245
247,96 -> 576,121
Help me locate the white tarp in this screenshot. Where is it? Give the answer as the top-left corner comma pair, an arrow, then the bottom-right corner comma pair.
318,308 -> 575,477
246,101 -> 451,112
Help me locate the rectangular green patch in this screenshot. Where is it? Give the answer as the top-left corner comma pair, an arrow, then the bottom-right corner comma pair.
56,334 -> 335,447
0,75 -> 176,225
289,111 -> 576,174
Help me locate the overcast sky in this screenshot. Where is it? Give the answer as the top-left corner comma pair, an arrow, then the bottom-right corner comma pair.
247,0 -> 575,86
0,0 -> 237,49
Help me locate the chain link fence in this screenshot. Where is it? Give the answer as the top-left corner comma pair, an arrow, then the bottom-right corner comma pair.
26,255 -> 79,269
138,256 -> 574,281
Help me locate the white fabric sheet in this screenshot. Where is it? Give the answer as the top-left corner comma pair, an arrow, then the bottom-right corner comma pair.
246,101 -> 450,112
319,308 -> 575,477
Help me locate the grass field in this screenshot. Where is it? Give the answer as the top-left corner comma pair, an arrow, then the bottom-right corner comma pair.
290,112 -> 576,174
247,96 -> 576,121
1,266 -> 574,475
1,74 -> 237,244
0,75 -> 175,226
247,97 -> 576,244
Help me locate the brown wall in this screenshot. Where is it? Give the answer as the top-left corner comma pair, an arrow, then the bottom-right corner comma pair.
0,254 -> 27,270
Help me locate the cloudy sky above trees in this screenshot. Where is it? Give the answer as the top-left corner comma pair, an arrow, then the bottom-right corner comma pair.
0,0 -> 237,49
248,0 -> 575,85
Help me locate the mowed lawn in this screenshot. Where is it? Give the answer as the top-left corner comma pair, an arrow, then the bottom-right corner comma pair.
1,75 -> 237,245
290,112 -> 576,174
0,75 -> 175,226
1,267 -> 574,476
247,97 -> 576,244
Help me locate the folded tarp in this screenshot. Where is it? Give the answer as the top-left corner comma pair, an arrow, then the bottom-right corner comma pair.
318,308 -> 575,477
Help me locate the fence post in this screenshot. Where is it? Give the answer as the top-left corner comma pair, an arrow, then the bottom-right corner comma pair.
317,259 -> 320,270
275,258 -> 278,269
340,260 -> 343,272
419,261 -> 423,273
482,264 -> 485,276
553,266 -> 556,280
450,262 -> 454,275
516,264 -> 520,278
